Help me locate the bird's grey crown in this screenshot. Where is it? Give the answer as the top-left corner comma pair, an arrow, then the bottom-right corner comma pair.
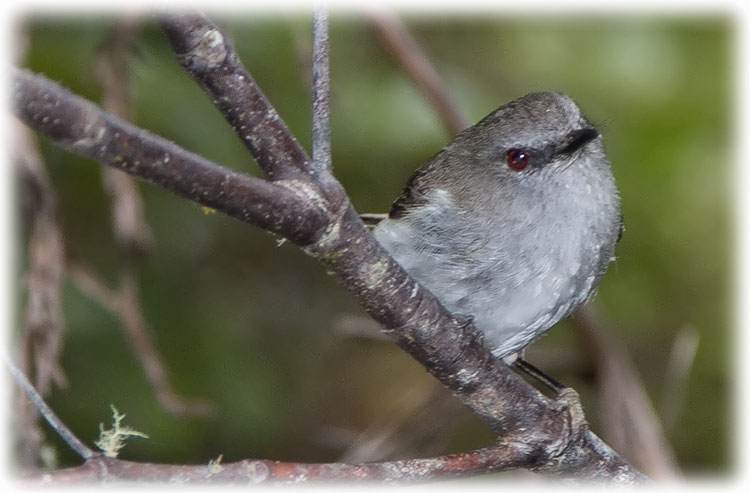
389,92 -> 596,220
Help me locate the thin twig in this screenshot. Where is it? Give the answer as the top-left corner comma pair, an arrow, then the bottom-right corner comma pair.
14,113 -> 68,399
337,381 -> 463,463
67,264 -> 216,416
95,19 -> 154,255
14,119 -> 68,467
573,307 -> 680,479
5,351 -> 525,484
311,6 -> 331,172
368,11 -> 470,135
660,326 -> 699,432
5,357 -> 95,460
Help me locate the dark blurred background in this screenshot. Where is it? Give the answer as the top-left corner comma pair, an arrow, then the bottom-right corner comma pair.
13,11 -> 732,476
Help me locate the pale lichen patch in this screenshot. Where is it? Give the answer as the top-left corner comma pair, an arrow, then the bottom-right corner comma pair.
360,256 -> 390,287
94,405 -> 148,458
245,460 -> 270,483
207,454 -> 224,475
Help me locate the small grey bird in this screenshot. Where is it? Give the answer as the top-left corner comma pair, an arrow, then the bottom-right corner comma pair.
373,92 -> 622,360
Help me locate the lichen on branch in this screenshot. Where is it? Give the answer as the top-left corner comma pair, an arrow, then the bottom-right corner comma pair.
94,405 -> 149,458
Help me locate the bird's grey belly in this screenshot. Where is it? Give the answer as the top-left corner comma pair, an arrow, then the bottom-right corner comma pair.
374,218 -> 601,357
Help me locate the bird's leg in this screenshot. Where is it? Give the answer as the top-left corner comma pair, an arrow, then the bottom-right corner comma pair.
511,357 -> 566,393
509,355 -> 588,448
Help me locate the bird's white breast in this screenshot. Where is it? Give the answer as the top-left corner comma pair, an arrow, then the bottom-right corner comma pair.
374,164 -> 619,357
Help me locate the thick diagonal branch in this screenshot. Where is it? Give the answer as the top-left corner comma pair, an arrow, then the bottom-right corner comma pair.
12,67 -> 327,246
159,13 -> 311,181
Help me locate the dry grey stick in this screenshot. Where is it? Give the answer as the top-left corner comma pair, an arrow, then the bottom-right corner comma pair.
14,122 -> 67,398
96,18 -> 154,254
11,14 -> 645,483
14,119 -> 68,468
92,19 -> 214,417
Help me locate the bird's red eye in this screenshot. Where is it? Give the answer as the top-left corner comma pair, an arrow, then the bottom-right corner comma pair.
506,148 -> 529,170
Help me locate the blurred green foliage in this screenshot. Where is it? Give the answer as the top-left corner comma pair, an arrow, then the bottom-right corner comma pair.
16,11 -> 732,475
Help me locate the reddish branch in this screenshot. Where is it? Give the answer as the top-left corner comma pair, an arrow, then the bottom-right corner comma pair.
27,445 -> 533,484
11,13 -> 645,483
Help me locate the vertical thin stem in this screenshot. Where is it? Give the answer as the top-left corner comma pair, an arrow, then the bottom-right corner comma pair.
311,6 -> 331,172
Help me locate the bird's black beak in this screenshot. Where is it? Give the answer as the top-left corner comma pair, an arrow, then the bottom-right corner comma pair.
557,127 -> 599,156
